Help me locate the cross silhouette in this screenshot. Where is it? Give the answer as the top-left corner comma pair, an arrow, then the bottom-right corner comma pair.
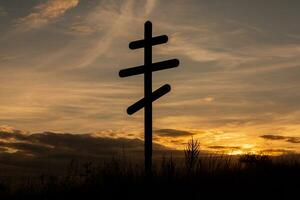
119,21 -> 180,175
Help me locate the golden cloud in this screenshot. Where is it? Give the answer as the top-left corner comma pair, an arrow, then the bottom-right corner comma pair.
16,0 -> 79,30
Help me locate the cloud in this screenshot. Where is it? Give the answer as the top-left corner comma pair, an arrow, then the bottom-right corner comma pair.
15,0 -> 79,31
0,129 -> 172,175
68,24 -> 96,36
208,145 -> 241,150
0,7 -> 7,16
260,149 -> 295,154
159,33 -> 248,66
36,0 -> 158,69
70,0 -> 157,68
0,125 -> 15,133
260,135 -> 286,141
260,134 -> 300,144
155,129 -> 194,137
286,137 -> 300,144
0,129 -> 168,158
3,0 -> 300,155
225,19 -> 264,33
200,97 -> 215,103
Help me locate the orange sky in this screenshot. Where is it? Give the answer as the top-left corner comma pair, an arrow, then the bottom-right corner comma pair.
1,0 -> 300,155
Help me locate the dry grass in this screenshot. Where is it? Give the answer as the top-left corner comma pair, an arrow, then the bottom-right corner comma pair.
0,140 -> 299,199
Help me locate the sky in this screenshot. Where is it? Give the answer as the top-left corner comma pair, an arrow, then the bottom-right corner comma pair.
1,0 -> 300,155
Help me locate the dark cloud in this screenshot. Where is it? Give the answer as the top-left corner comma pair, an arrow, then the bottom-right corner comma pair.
0,130 -> 28,140
260,134 -> 300,144
0,129 -> 195,178
0,130 -> 168,157
260,135 -> 287,140
286,137 -> 300,144
0,147 -> 7,152
155,129 -> 194,137
260,149 -> 295,154
0,130 -> 171,175
208,146 -> 241,150
0,131 -> 170,175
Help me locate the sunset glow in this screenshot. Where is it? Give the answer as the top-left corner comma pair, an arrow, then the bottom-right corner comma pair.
1,0 -> 300,156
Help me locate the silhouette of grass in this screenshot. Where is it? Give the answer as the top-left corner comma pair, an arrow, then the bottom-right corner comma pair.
0,142 -> 299,199
184,137 -> 200,173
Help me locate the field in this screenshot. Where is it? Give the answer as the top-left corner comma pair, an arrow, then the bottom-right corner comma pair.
0,139 -> 299,199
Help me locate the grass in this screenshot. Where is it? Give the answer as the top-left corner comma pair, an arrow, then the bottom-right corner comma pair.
0,140 -> 299,199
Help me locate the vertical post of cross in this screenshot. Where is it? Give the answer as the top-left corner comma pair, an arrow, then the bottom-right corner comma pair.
119,20 -> 180,177
144,21 -> 152,176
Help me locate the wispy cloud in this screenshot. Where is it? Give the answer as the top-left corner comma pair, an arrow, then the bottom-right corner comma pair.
225,19 -> 264,33
260,148 -> 295,154
36,0 -> 158,69
144,0 -> 156,16
208,145 -> 241,150
68,24 -> 96,36
15,0 -> 79,31
155,129 -> 194,137
2,0 -> 300,155
261,134 -> 300,144
71,0 -> 157,68
159,33 -> 248,66
0,54 -> 18,62
0,7 -> 7,16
